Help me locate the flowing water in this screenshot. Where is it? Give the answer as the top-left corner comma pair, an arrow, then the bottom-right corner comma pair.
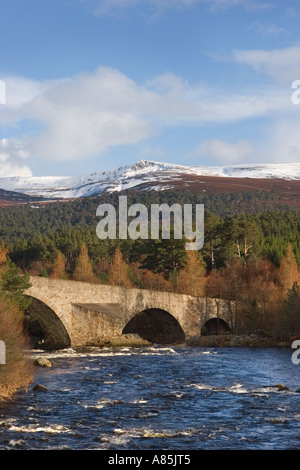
0,346 -> 299,450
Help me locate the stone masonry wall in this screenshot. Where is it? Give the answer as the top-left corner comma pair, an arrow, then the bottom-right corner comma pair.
26,276 -> 234,347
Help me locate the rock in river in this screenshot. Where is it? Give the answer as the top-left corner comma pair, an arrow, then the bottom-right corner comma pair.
33,384 -> 48,392
34,357 -> 52,368
264,383 -> 290,391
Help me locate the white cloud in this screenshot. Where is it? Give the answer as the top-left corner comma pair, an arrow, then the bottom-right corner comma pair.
232,47 -> 300,83
86,0 -> 271,16
258,119 -> 300,163
1,68 -> 154,162
188,116 -> 300,166
0,76 -> 66,125
206,0 -> 272,12
285,7 -> 298,18
87,0 -> 196,16
189,139 -> 253,164
0,66 -> 294,171
188,116 -> 300,167
145,72 -> 289,125
4,77 -> 52,108
249,21 -> 287,37
0,139 -> 32,177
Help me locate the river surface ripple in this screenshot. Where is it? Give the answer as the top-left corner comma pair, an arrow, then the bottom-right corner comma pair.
0,346 -> 299,450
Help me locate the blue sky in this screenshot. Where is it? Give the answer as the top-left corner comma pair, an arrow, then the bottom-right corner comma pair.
0,0 -> 300,176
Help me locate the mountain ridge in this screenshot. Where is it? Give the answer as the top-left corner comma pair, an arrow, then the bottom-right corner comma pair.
0,160 -> 299,200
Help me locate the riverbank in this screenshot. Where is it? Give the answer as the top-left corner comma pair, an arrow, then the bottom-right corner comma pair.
93,332 -> 292,348
0,375 -> 34,403
0,355 -> 34,403
187,334 -> 291,348
81,332 -> 294,349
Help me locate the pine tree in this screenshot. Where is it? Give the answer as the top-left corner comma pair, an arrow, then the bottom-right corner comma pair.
283,281 -> 300,335
73,244 -> 94,282
140,237 -> 186,278
177,250 -> 206,297
0,259 -> 31,311
50,251 -> 68,279
277,243 -> 299,295
141,269 -> 171,292
0,244 -> 9,266
109,245 -> 132,288
203,211 -> 221,270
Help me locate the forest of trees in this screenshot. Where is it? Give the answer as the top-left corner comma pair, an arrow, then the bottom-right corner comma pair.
0,188 -> 299,341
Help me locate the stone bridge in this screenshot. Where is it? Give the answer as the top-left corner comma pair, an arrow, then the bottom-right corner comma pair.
25,276 -> 234,349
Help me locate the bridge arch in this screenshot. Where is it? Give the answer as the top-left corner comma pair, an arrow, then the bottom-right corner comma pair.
201,317 -> 231,336
24,296 -> 71,350
122,308 -> 185,344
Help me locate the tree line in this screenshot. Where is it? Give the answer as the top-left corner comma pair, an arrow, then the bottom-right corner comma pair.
5,208 -> 300,272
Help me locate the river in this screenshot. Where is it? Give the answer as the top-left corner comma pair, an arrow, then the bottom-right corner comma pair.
0,346 -> 299,450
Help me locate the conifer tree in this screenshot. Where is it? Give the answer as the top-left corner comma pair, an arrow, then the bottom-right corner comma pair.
140,237 -> 186,278
0,259 -> 31,311
141,269 -> 171,292
277,243 -> 299,295
73,244 -> 94,282
203,211 -> 221,270
50,251 -> 68,279
177,250 -> 206,297
283,281 -> 300,335
109,245 -> 132,288
0,244 -> 9,266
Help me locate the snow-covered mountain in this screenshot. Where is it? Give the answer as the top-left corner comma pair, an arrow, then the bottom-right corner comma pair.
0,160 -> 299,200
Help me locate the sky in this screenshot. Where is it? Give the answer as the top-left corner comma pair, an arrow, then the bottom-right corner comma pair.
0,0 -> 300,177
